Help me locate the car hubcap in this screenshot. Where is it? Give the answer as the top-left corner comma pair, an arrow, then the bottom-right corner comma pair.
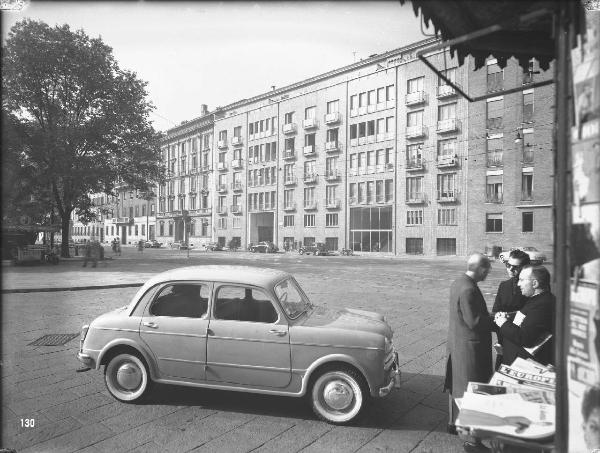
116,362 -> 142,390
323,380 -> 354,410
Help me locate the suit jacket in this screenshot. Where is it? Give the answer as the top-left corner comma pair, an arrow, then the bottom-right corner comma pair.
492,278 -> 528,345
444,274 -> 493,399
500,291 -> 555,366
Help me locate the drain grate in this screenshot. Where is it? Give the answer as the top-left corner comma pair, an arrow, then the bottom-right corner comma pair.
28,333 -> 79,346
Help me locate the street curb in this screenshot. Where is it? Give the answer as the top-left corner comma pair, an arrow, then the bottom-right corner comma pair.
2,282 -> 144,294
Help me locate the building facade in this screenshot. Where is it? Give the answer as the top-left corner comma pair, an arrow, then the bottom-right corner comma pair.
154,37 -> 554,257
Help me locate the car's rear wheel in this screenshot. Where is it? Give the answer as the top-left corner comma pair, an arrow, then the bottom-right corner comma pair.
299,249 -> 304,255
310,366 -> 366,424
104,353 -> 151,402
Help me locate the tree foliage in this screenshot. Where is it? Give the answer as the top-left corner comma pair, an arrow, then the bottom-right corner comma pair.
2,19 -> 163,255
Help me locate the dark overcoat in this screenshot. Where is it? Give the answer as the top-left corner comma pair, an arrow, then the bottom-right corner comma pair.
500,291 -> 555,366
444,274 -> 493,398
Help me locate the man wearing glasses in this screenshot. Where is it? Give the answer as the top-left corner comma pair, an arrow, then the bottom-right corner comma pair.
491,249 -> 530,369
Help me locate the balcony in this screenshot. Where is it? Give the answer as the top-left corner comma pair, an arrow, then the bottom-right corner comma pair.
231,182 -> 243,192
304,201 -> 318,210
303,173 -> 318,184
485,194 -> 503,203
231,136 -> 243,146
231,158 -> 243,169
303,118 -> 317,129
325,170 -> 341,181
406,193 -> 427,204
114,217 -> 131,224
324,112 -> 341,124
303,145 -> 315,156
386,162 -> 395,171
325,141 -> 341,153
217,206 -> 227,215
438,191 -> 458,202
283,202 -> 296,211
217,162 -> 228,171
282,123 -> 297,134
348,197 -> 358,205
437,155 -> 458,168
522,148 -> 534,164
405,91 -> 426,106
189,168 -> 198,175
283,149 -> 296,160
217,184 -> 227,193
230,205 -> 242,214
200,165 -> 211,172
437,118 -> 459,133
437,83 -> 461,99
350,138 -> 358,147
197,208 -> 212,215
326,198 -> 341,209
406,125 -> 427,139
217,139 -> 227,149
284,176 -> 298,186
200,186 -> 209,195
406,158 -> 424,171
350,108 -> 359,117
486,153 -> 503,167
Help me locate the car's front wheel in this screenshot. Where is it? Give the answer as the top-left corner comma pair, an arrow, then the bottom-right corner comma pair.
310,366 -> 366,424
299,249 -> 305,255
104,353 -> 151,403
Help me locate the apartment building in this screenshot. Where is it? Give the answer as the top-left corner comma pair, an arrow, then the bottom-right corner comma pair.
155,37 -> 554,256
156,106 -> 214,248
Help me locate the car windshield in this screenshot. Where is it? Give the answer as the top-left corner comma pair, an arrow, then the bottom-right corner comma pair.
274,277 -> 312,319
522,247 -> 537,251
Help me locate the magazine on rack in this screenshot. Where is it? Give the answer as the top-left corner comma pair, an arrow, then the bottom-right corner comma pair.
466,382 -> 555,404
489,359 -> 556,391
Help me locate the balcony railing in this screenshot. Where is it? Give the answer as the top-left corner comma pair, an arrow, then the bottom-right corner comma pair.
304,201 -> 318,210
437,84 -> 460,98
437,118 -> 459,133
231,158 -> 243,169
405,91 -> 426,106
217,184 -> 227,193
217,206 -> 227,215
231,182 -> 243,191
437,155 -> 458,167
406,158 -> 424,171
303,118 -> 317,129
230,204 -> 242,214
406,125 -> 427,139
284,176 -> 297,185
283,202 -> 296,211
303,145 -> 315,156
406,193 -> 427,204
485,194 -> 503,203
486,153 -> 503,167
197,208 -> 212,215
325,199 -> 341,209
438,191 -> 458,202
231,136 -> 243,146
325,140 -> 341,152
200,165 -> 211,172
283,149 -> 296,160
521,193 -> 534,201
217,139 -> 227,149
522,148 -> 534,163
282,123 -> 297,134
324,112 -> 341,124
303,173 -> 318,184
325,170 -> 340,181
217,162 -> 228,171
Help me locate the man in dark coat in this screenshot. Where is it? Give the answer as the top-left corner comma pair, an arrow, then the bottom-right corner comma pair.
445,253 -> 493,452
492,249 -> 530,369
495,265 -> 555,366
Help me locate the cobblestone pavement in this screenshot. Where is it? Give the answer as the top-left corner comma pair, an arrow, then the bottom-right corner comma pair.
1,248 -> 529,452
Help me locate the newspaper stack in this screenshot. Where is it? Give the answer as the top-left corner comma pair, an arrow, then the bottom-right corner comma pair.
456,358 -> 556,440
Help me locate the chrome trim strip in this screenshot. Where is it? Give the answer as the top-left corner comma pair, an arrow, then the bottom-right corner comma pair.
96,327 -> 139,333
291,342 -> 383,351
209,335 -> 288,345
140,330 -> 207,339
159,357 -> 205,364
207,361 -> 291,373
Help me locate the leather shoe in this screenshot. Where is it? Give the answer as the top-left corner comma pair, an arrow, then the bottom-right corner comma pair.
447,423 -> 458,435
463,441 -> 491,453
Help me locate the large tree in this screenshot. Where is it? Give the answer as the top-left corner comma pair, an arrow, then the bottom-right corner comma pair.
2,19 -> 163,256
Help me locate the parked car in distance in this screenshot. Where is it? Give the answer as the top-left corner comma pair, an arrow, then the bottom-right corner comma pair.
169,241 -> 191,250
249,241 -> 278,253
77,265 -> 400,424
499,246 -> 547,265
144,240 -> 162,248
205,242 -> 224,251
299,242 -> 330,256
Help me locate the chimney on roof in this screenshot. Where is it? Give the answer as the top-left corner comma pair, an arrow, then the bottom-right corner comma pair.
201,104 -> 208,116
271,85 -> 276,91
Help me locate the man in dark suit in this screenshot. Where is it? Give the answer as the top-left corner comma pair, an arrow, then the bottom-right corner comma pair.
444,253 -> 493,452
495,265 -> 555,366
492,249 -> 530,369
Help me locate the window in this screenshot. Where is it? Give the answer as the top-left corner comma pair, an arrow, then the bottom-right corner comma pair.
407,77 -> 424,94
406,176 -> 424,201
305,133 -> 315,147
217,217 -> 227,229
305,106 -> 316,119
406,238 -> 423,254
486,213 -> 503,232
160,222 -> 164,236
406,210 -> 423,225
522,212 -> 534,232
359,92 -> 367,107
367,120 -> 375,137
284,137 -> 295,154
407,110 -> 423,127
487,137 -> 503,166
284,215 -> 295,227
326,213 -> 338,227
304,186 -> 315,206
326,185 -> 337,205
327,128 -> 339,144
325,237 -> 339,251
437,238 -> 457,255
304,214 -> 316,227
366,90 -> 375,106
523,91 -> 534,123
304,160 -> 316,179
439,68 -> 457,86
486,175 -> 503,203
285,112 -> 294,124
219,130 -> 227,141
522,171 -> 533,200
438,103 -> 456,121
386,85 -> 395,101
438,208 -> 456,225
234,125 -> 241,138
487,62 -> 504,92
438,139 -> 456,158
350,95 -> 357,110
350,124 -> 357,140
327,100 -> 339,114
486,98 -> 504,129
407,143 -> 423,167
149,284 -> 209,318
214,285 -> 277,323
377,87 -> 385,103
437,173 -> 456,199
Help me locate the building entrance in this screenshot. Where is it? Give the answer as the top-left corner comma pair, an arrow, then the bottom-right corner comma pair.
349,206 -> 393,252
121,226 -> 127,244
249,212 -> 275,246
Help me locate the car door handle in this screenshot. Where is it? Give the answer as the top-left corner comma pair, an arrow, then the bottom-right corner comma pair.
143,322 -> 158,329
269,329 -> 287,336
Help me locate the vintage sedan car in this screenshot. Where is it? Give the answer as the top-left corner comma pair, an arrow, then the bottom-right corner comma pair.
77,266 -> 400,424
249,241 -> 278,253
205,242 -> 224,251
169,241 -> 192,250
144,240 -> 162,248
299,242 -> 330,256
499,246 -> 547,265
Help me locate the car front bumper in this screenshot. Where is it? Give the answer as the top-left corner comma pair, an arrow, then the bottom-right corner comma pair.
77,352 -> 96,369
379,351 -> 401,397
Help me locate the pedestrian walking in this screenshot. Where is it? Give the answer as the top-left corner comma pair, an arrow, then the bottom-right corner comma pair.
444,253 -> 493,453
138,239 -> 144,253
82,239 -> 91,267
111,238 -> 117,255
494,265 -> 555,366
491,249 -> 530,369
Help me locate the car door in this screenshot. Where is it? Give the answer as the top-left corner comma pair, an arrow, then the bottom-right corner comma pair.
206,284 -> 291,388
139,282 -> 211,381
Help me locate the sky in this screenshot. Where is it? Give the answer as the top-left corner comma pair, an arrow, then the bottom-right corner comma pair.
1,1 -> 434,132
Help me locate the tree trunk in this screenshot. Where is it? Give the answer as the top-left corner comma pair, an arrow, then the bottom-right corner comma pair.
60,214 -> 71,258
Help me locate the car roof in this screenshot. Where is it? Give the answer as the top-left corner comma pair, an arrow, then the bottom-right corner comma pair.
142,265 -> 290,288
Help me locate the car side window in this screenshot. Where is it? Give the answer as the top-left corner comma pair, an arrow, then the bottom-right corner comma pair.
214,285 -> 278,323
149,283 -> 209,318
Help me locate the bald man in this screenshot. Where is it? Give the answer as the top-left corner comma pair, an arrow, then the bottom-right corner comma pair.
444,253 -> 493,452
